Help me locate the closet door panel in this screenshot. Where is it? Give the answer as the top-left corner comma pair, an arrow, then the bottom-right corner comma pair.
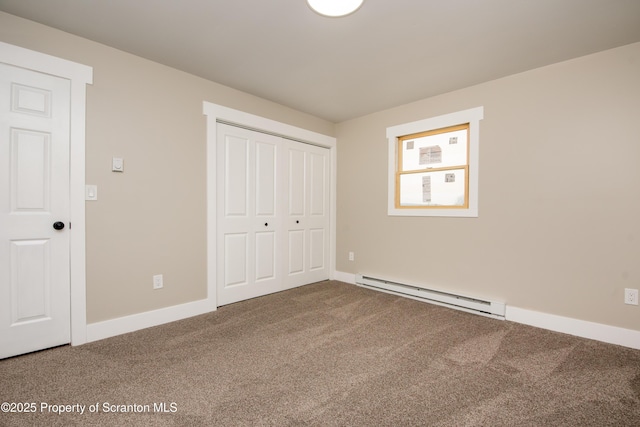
217,124 -> 280,305
283,141 -> 330,289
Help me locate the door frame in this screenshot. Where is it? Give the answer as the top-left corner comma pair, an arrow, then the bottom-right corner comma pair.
203,102 -> 337,308
1,42 -> 93,346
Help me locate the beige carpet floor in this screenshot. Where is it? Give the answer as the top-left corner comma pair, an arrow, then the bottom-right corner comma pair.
1,281 -> 639,426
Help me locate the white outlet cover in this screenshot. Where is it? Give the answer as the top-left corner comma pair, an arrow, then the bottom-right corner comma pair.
625,288 -> 638,305
153,274 -> 163,289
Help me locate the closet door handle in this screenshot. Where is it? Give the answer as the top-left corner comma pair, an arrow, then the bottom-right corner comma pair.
264,223 -> 268,227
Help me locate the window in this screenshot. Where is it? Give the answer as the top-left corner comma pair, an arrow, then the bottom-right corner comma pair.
387,107 -> 483,217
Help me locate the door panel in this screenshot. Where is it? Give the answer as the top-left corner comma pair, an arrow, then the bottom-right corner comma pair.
217,125 -> 281,305
287,148 -> 305,216
309,151 -> 326,216
224,233 -> 248,287
11,83 -> 52,117
11,239 -> 50,323
287,229 -> 305,275
12,129 -> 51,210
255,141 -> 276,216
224,135 -> 248,216
0,62 -> 71,359
307,151 -> 328,275
283,141 -> 330,289
255,231 -> 276,281
309,228 -> 325,271
284,145 -> 307,284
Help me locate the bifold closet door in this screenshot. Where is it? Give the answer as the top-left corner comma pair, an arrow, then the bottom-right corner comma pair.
217,123 -> 330,306
283,141 -> 330,289
217,124 -> 283,305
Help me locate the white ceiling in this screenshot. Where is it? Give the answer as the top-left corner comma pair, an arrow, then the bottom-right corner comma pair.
2,0 -> 640,123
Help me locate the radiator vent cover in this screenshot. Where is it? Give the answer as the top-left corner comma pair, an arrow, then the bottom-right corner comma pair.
355,274 -> 505,319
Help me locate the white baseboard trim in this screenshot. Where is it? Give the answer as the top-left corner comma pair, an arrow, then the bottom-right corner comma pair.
85,298 -> 216,344
506,306 -> 640,350
333,270 -> 356,284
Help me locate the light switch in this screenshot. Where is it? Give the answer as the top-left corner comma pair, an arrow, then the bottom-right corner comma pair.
112,157 -> 124,172
85,185 -> 98,201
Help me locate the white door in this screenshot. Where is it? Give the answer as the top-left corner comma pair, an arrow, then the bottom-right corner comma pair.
217,124 -> 329,305
217,124 -> 283,305
0,63 -> 71,359
283,141 -> 330,289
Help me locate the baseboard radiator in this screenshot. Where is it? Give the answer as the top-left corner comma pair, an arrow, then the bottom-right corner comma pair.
355,274 -> 506,319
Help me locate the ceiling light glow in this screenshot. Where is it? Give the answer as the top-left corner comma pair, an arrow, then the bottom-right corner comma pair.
307,0 -> 364,17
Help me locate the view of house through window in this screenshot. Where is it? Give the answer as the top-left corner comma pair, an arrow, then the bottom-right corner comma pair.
387,106 -> 483,217
397,123 -> 469,208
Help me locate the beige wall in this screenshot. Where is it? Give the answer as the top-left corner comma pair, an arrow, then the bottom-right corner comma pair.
336,42 -> 640,331
0,12 -> 335,323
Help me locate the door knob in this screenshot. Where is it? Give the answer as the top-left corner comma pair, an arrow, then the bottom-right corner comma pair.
53,221 -> 65,230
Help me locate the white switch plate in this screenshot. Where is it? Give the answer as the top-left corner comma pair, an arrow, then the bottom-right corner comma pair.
112,157 -> 124,172
85,185 -> 98,201
153,274 -> 163,290
348,251 -> 354,261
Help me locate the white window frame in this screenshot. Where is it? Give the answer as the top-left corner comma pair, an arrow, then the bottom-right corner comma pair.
387,106 -> 483,217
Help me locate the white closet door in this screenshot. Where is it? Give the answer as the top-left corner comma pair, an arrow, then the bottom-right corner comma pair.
0,63 -> 71,359
217,124 -> 283,305
283,140 -> 330,289
217,124 -> 330,306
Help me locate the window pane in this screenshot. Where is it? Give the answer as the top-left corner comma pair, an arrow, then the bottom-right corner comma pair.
401,128 -> 467,171
399,169 -> 466,207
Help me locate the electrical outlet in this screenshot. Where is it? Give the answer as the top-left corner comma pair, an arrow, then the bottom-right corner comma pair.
624,288 -> 638,305
153,274 -> 163,290
348,251 -> 355,261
